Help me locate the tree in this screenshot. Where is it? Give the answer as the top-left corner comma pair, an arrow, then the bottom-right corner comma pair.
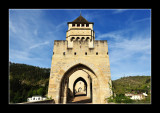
13,91 -> 22,103
9,62 -> 50,103
32,89 -> 37,95
27,89 -> 33,97
107,94 -> 133,103
37,88 -> 44,96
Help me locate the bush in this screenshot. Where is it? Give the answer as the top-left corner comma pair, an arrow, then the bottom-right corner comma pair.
37,88 -> 45,96
107,94 -> 133,103
107,96 -> 114,103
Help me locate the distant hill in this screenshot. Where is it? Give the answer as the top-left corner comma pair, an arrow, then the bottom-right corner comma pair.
9,62 -> 50,103
112,76 -> 151,95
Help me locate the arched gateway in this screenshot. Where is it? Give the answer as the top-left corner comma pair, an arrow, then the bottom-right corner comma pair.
48,14 -> 112,104
59,63 -> 100,103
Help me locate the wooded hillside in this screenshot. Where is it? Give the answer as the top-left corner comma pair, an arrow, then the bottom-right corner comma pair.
112,76 -> 151,95
9,62 -> 50,103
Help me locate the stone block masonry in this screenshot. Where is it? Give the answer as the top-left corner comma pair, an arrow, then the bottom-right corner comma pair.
48,14 -> 112,104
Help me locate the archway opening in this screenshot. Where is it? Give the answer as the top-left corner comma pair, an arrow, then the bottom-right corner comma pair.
59,64 -> 95,104
73,77 -> 87,97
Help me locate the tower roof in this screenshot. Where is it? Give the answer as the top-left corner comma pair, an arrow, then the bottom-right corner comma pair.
67,15 -> 94,24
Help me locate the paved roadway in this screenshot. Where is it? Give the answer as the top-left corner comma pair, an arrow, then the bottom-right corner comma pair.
68,92 -> 92,104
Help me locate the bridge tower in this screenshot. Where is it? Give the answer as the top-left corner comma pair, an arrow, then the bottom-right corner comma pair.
48,14 -> 112,104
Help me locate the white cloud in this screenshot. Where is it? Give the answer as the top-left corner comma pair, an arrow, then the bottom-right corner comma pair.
29,41 -> 49,49
133,17 -> 151,24
9,49 -> 31,61
112,9 -> 128,14
9,9 -> 69,67
9,20 -> 17,34
110,37 -> 151,54
96,26 -> 151,80
34,29 -> 38,36
96,28 -> 134,40
109,36 -> 151,64
9,10 -> 52,64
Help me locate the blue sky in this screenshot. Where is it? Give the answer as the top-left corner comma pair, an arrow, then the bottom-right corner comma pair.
9,9 -> 151,80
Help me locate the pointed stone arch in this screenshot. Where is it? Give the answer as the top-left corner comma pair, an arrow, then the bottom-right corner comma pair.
58,63 -> 100,103
48,59 -> 103,104
73,77 -> 87,96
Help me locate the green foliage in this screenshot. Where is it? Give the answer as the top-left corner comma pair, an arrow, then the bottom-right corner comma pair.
107,76 -> 151,104
46,96 -> 52,100
112,76 -> 151,95
9,62 -> 50,103
27,90 -> 33,97
32,90 -> 37,95
37,88 -> 45,96
107,94 -> 133,103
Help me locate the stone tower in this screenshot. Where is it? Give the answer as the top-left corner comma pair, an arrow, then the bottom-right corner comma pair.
48,14 -> 112,104
66,14 -> 94,48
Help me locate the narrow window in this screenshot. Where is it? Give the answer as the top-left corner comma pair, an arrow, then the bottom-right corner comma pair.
71,37 -> 75,41
72,24 -> 75,27
86,24 -> 89,27
85,52 -> 87,55
63,52 -> 65,55
107,52 -> 108,55
96,52 -> 98,55
53,52 -> 54,55
86,37 -> 90,40
77,24 -> 80,27
81,24 -> 84,27
76,37 -> 80,41
74,52 -> 76,55
81,37 -> 85,41
86,37 -> 90,42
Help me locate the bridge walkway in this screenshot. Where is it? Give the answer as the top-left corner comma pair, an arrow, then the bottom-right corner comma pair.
67,92 -> 92,104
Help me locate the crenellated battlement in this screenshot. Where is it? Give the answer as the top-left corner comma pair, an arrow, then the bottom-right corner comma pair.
53,40 -> 108,56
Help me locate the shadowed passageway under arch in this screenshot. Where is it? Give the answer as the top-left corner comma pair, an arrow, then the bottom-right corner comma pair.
67,77 -> 92,104
67,92 -> 92,104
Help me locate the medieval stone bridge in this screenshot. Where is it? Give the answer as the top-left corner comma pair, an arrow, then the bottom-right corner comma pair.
47,14 -> 113,104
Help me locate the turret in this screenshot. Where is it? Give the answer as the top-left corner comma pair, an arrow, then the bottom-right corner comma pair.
66,15 -> 95,48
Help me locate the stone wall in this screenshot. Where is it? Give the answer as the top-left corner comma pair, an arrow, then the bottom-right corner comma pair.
18,99 -> 55,104
48,40 -> 112,104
